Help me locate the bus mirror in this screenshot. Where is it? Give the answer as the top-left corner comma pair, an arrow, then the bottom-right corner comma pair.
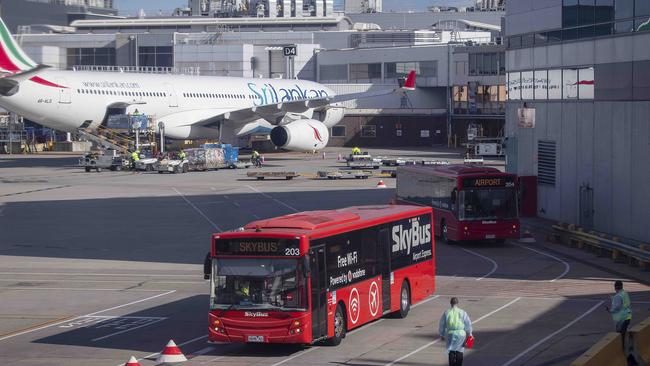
203,252 -> 212,280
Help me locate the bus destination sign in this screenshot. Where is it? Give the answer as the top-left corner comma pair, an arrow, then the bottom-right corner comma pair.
214,238 -> 301,256
462,176 -> 515,188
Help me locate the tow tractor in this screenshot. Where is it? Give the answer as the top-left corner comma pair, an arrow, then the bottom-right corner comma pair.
79,150 -> 128,172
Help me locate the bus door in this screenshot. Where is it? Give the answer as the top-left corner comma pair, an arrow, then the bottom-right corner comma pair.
379,228 -> 391,312
309,246 -> 327,341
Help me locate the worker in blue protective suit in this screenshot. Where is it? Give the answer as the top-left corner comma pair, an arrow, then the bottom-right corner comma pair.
606,280 -> 632,339
439,297 -> 473,366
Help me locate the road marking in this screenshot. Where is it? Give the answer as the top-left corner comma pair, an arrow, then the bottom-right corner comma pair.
232,201 -> 240,208
0,203 -> 5,216
247,185 -> 299,213
119,335 -> 208,366
91,317 -> 167,342
513,243 -> 571,282
1,287 -> 166,292
458,248 -> 498,280
412,295 -> 440,309
0,272 -> 198,277
0,290 -> 175,342
191,346 -> 216,357
385,297 -> 522,366
269,346 -> 320,366
500,301 -> 603,366
172,187 -> 222,231
0,278 -> 203,284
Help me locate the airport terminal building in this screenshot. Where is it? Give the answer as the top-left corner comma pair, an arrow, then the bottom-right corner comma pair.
505,0 -> 650,242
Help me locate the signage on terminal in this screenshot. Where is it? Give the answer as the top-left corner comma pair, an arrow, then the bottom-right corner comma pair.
283,45 -> 297,57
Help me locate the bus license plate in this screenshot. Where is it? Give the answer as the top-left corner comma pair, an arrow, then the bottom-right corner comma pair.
247,335 -> 265,343
485,234 -> 495,239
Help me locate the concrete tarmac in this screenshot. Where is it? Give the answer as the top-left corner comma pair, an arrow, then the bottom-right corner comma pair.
1,148 -> 649,366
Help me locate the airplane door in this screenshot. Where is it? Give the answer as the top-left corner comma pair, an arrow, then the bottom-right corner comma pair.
57,78 -> 71,104
164,83 -> 178,107
310,246 -> 327,341
379,228 -> 391,312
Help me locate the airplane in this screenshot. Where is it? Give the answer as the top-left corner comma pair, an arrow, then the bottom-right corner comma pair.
0,18 -> 415,152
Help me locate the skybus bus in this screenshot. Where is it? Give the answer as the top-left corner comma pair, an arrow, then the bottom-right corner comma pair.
205,205 -> 435,346
396,164 -> 519,243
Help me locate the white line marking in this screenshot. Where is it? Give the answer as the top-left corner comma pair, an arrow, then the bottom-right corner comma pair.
91,318 -> 166,342
0,203 -> 5,216
385,297 -> 521,366
412,295 -> 440,309
348,318 -> 385,335
269,346 -> 320,366
191,346 -> 216,357
123,335 -> 208,366
0,272 -> 198,277
500,301 -> 603,366
172,187 -> 222,231
459,248 -> 498,280
247,185 -> 299,212
1,287 -> 166,292
513,243 -> 571,282
232,201 -> 240,208
0,290 -> 175,342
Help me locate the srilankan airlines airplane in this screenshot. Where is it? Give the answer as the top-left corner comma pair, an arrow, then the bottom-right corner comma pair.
0,19 -> 416,151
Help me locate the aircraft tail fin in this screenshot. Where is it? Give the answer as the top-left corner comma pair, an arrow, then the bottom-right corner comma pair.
0,17 -> 37,74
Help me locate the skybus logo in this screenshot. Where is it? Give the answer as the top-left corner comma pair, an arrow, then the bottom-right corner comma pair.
391,217 -> 431,255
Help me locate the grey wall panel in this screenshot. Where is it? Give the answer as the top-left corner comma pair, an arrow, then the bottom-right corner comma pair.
506,1 -> 560,34
562,41 -> 595,68
511,48 -> 534,72
575,103 -> 595,187
547,44 -> 563,68
533,0 -> 562,9
529,6 -> 562,34
560,103 -> 578,223
610,36 -> 634,64
507,0 -> 533,16
610,103 -> 633,237
592,103 -> 614,233
630,102 -> 650,241
533,46 -> 548,69
594,37 -> 616,65
633,33 -> 650,61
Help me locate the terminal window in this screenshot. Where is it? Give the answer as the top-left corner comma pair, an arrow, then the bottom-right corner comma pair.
361,125 -> 376,138
331,126 -> 346,137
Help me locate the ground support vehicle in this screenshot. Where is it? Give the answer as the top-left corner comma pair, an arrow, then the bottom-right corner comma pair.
317,170 -> 371,179
396,164 -> 519,243
346,155 -> 381,170
247,171 -> 299,180
205,205 -> 435,346
79,151 -> 127,172
157,159 -> 189,174
134,158 -> 159,171
381,157 -> 407,166
380,169 -> 397,178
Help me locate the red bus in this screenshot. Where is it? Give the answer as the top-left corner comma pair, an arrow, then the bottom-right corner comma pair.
205,205 -> 435,345
396,164 -> 519,243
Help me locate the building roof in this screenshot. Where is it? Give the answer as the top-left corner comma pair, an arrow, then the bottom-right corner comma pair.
70,16 -> 353,28
432,19 -> 501,32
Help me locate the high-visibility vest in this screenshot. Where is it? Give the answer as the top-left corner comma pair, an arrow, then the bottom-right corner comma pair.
446,307 -> 464,332
131,152 -> 140,161
613,290 -> 632,322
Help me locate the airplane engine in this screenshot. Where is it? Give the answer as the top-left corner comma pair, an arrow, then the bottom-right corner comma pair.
270,119 -> 329,151
319,106 -> 345,127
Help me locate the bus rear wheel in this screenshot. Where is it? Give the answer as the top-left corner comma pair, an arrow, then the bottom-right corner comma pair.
396,281 -> 411,318
327,304 -> 346,346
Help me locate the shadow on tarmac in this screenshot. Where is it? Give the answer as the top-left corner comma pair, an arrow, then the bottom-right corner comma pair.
0,157 -> 79,168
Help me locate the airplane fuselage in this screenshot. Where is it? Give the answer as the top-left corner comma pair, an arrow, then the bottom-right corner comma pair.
0,70 -> 340,139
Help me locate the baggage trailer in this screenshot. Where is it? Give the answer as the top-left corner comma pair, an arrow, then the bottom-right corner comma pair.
317,170 -> 371,179
247,171 -> 299,180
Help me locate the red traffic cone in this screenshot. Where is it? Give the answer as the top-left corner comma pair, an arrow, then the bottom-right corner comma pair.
261,155 -> 265,163
155,340 -> 187,363
338,154 -> 342,161
376,180 -> 387,188
124,356 -> 140,366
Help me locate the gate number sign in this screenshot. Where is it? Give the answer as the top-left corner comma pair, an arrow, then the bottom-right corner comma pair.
283,46 -> 297,57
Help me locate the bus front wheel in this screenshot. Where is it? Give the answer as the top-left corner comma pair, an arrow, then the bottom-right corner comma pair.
396,281 -> 411,318
327,304 -> 346,346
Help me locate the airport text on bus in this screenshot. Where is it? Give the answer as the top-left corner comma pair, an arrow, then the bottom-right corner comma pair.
396,164 -> 519,242
206,205 -> 435,345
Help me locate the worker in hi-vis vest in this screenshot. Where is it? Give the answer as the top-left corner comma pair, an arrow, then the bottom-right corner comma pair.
606,280 -> 632,338
439,297 -> 473,366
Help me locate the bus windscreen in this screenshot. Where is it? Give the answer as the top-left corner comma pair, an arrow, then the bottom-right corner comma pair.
211,258 -> 308,312
458,188 -> 517,221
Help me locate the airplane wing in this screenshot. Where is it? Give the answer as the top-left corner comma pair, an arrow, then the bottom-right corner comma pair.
164,70 -> 416,129
0,64 -> 50,96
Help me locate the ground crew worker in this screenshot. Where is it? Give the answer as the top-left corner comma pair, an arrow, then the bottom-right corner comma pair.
178,149 -> 186,160
352,146 -> 361,155
251,150 -> 261,167
606,280 -> 632,338
439,297 -> 473,366
130,149 -> 140,170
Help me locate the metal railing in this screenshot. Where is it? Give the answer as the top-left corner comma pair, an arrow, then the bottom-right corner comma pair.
553,223 -> 650,265
72,65 -> 201,75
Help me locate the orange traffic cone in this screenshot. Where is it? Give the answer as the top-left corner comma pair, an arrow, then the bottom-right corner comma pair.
123,356 -> 140,366
376,180 -> 387,188
155,340 -> 187,363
